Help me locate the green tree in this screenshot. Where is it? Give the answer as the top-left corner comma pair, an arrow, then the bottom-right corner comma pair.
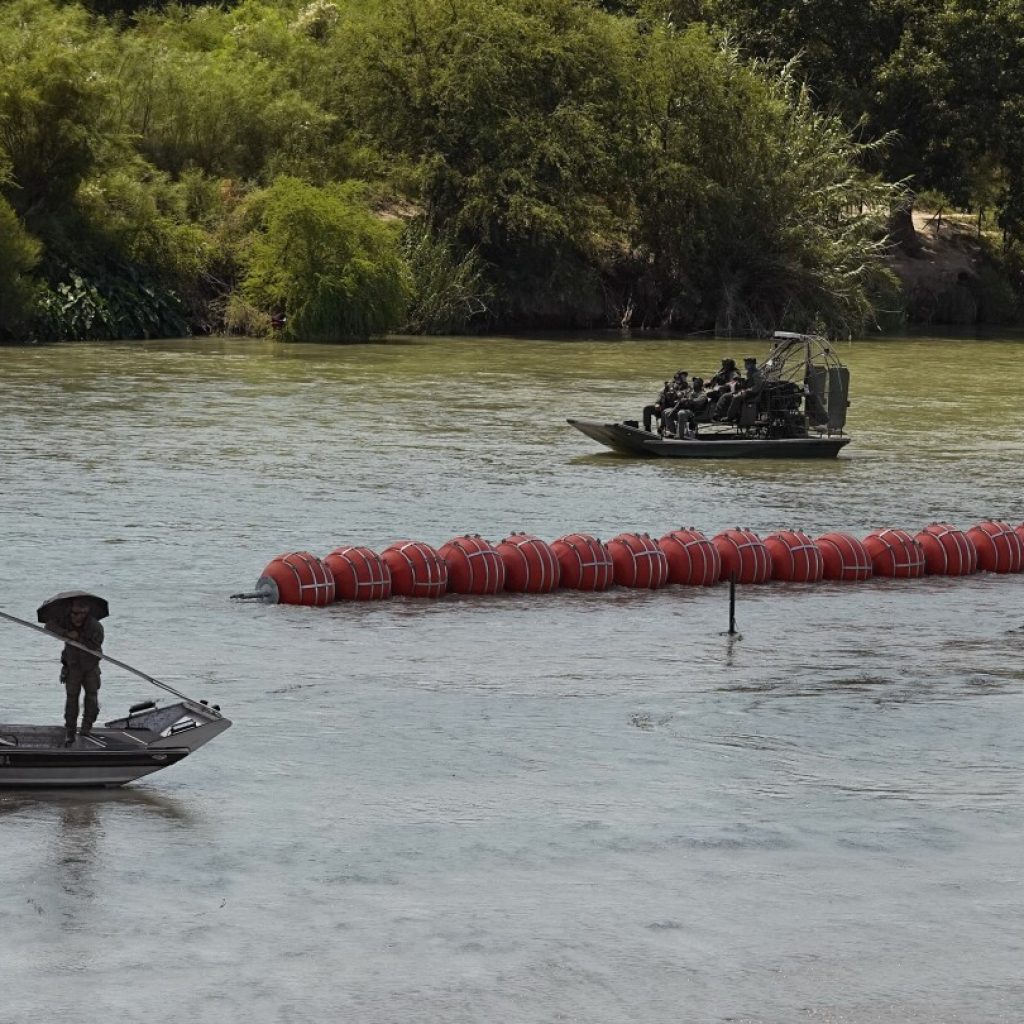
0,193 -> 41,337
109,4 -> 332,182
328,0 -> 634,324
616,28 -> 899,333
0,0 -> 117,223
241,176 -> 408,340
697,0 -> 1024,247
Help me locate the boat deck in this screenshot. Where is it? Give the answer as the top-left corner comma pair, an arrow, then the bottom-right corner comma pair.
0,726 -> 149,752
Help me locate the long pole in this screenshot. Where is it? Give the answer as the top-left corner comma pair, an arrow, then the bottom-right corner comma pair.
728,574 -> 737,635
0,608 -> 202,706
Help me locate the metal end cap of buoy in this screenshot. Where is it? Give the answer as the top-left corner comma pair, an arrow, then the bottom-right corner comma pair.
254,575 -> 281,603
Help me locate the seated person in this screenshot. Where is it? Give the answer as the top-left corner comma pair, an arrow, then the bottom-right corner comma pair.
724,356 -> 765,423
707,358 -> 740,389
643,379 -> 679,433
665,376 -> 711,437
711,378 -> 742,420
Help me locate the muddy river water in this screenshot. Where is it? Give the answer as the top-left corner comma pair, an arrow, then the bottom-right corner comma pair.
1,334 -> 1022,1023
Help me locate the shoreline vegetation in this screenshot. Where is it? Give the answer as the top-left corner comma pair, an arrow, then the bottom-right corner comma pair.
2,0 -> 1022,344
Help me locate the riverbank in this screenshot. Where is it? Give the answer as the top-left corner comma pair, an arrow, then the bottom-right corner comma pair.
888,210 -> 1020,327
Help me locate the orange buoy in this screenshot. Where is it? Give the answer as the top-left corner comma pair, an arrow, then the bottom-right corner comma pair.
439,534 -> 506,595
255,551 -> 336,606
814,532 -> 872,581
965,519 -> 1024,574
862,529 -> 926,578
496,533 -> 561,593
607,532 -> 670,589
914,523 -> 978,576
551,533 -> 614,591
657,528 -> 721,586
324,545 -> 392,600
380,540 -> 449,598
764,529 -> 824,582
712,529 -> 771,584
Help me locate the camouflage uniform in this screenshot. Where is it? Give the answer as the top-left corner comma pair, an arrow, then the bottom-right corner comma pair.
58,616 -> 104,736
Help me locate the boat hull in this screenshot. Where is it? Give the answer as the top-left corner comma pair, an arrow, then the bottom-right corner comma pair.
567,419 -> 851,459
0,701 -> 231,789
0,744 -> 191,788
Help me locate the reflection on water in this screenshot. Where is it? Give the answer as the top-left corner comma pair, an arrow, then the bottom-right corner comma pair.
1,788 -> 196,943
0,786 -> 194,822
1,333 -> 1023,1023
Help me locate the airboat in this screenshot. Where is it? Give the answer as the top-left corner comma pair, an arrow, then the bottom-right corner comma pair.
0,597 -> 230,789
568,332 -> 852,459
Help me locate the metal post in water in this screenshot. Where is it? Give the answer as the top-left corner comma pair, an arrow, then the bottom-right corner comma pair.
728,573 -> 737,635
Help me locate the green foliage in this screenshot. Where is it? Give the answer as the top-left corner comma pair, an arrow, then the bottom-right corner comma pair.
619,31 -> 901,334
0,0 -> 118,220
329,0 -> 632,324
109,6 -> 332,182
2,0 -> 1019,339
400,219 -> 490,334
241,176 -> 409,340
76,167 -> 211,282
976,244 -> 1024,325
222,291 -> 273,337
0,195 -> 42,337
701,0 -> 1024,255
32,265 -> 189,340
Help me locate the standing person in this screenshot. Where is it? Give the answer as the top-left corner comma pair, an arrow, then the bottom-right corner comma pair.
54,599 -> 104,744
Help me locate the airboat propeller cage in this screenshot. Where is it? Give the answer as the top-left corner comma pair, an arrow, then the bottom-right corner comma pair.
764,332 -> 849,433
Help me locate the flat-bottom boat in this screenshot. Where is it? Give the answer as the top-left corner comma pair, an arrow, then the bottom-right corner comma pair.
569,332 -> 853,460
0,699 -> 231,788
1,601 -> 230,789
567,418 -> 851,459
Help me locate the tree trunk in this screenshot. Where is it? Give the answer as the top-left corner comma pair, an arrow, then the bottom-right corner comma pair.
889,198 -> 925,257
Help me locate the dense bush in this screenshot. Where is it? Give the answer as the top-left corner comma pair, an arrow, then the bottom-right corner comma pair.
400,220 -> 490,334
0,0 -> 1019,341
240,176 -> 409,340
0,194 -> 42,337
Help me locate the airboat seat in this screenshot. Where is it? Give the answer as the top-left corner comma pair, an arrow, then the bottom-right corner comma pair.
737,400 -> 760,429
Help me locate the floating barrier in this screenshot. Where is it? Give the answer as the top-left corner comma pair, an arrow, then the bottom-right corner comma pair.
255,551 -> 336,606
764,530 -> 824,583
380,540 -> 448,598
440,534 -> 506,595
657,528 -> 721,586
497,533 -> 561,593
712,529 -> 771,584
234,518 -> 1023,604
814,532 -> 872,581
551,533 -> 614,591
607,533 -> 670,589
324,545 -> 392,601
966,519 -> 1024,574
914,523 -> 978,576
863,528 -> 926,578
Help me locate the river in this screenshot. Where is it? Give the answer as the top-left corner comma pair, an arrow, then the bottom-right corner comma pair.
1,333 -> 1022,1024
